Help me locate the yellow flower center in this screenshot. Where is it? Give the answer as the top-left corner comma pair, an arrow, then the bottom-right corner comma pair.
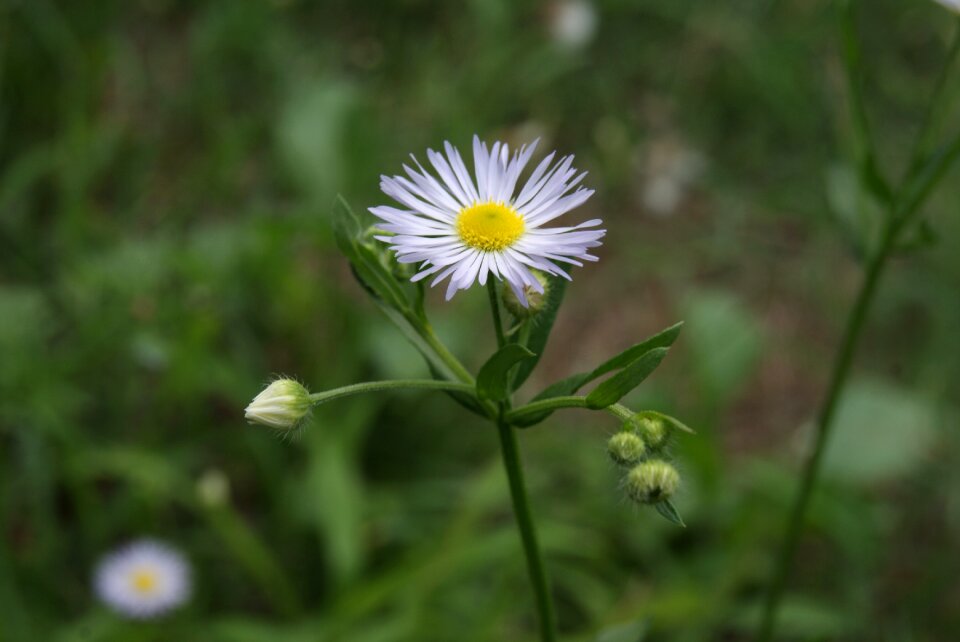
130,568 -> 159,595
456,202 -> 525,252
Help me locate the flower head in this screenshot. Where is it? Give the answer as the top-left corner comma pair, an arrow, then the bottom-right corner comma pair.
934,0 -> 960,12
607,431 -> 646,467
371,136 -> 605,306
245,378 -> 312,431
94,539 -> 190,618
625,459 -> 680,505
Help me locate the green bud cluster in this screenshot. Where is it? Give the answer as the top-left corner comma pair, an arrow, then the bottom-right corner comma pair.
607,415 -> 681,506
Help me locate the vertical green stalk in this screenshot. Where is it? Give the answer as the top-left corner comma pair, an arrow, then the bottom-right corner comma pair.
757,227 -> 893,641
487,279 -> 507,349
487,279 -> 558,642
759,15 -> 960,641
495,417 -> 558,642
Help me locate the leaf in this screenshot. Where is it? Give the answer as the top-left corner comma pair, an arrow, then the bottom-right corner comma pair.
654,500 -> 686,527
585,322 -> 684,382
585,347 -> 669,409
511,275 -> 567,389
477,344 -> 536,401
513,322 -> 684,428
333,196 -> 409,313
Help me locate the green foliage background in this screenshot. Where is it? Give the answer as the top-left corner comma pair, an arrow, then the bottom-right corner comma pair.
2,0 -> 959,640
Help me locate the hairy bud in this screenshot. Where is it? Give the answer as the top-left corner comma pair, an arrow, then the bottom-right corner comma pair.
625,459 -> 680,504
607,431 -> 646,467
245,379 -> 312,431
637,416 -> 669,450
502,271 -> 550,318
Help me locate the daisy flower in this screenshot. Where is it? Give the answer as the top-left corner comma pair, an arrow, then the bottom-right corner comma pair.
371,136 -> 605,305
933,0 -> 960,12
94,539 -> 190,618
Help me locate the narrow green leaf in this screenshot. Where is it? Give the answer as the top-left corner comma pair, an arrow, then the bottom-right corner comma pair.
333,196 -> 409,313
477,344 -> 536,401
654,500 -> 686,527
513,322 -> 684,428
585,322 -> 683,382
585,347 -> 669,409
511,275 -> 567,389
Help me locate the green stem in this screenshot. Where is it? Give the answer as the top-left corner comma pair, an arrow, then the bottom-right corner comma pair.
487,279 -> 507,349
757,227 -> 895,641
759,13 -> 960,641
308,379 -> 478,405
505,396 -> 634,425
486,278 -> 556,641
495,417 -> 558,642
420,325 -> 476,384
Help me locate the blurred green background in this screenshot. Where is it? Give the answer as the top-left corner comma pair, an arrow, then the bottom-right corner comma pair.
2,0 -> 959,640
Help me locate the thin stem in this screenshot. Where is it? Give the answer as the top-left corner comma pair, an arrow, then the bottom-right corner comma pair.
505,396 -> 634,425
910,18 -> 960,171
308,379 -> 478,405
420,324 -> 476,384
495,417 -> 558,642
487,279 -> 507,349
757,228 -> 894,641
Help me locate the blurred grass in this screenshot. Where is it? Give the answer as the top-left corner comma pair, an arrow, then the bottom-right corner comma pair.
1,0 -> 959,640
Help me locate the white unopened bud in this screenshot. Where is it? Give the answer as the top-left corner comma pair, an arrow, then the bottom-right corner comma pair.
245,379 -> 312,430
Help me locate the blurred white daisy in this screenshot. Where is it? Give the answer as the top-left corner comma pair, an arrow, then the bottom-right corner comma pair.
371,136 -> 605,305
933,0 -> 960,12
94,539 -> 190,618
548,0 -> 599,49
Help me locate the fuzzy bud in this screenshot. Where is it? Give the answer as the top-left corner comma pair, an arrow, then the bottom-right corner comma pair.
636,416 -> 669,450
245,379 -> 312,431
625,459 -> 680,505
502,271 -> 550,318
607,431 -> 646,467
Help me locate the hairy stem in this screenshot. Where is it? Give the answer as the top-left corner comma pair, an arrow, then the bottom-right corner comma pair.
308,379 -> 478,405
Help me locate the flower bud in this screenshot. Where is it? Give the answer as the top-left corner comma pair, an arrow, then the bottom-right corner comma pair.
502,271 -> 550,318
245,379 -> 312,431
636,416 -> 668,450
607,431 -> 646,467
625,459 -> 680,505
